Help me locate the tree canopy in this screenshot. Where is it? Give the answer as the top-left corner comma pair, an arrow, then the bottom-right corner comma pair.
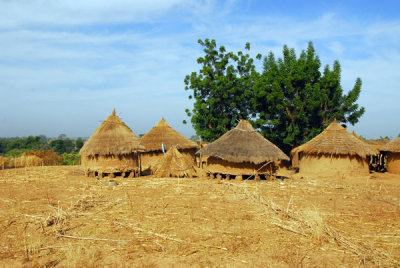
184,39 -> 365,153
184,39 -> 261,141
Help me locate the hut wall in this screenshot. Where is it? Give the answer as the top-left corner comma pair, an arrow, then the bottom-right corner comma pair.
82,153 -> 139,174
205,156 -> 274,175
299,153 -> 369,176
387,152 -> 400,174
141,148 -> 196,173
141,151 -> 163,173
180,148 -> 196,163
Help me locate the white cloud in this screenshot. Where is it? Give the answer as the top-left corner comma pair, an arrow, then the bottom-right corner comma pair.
0,0 -> 188,28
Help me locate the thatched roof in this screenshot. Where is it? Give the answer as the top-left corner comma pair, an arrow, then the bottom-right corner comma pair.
366,138 -> 390,151
293,120 -> 378,158
140,118 -> 198,152
197,120 -> 289,164
153,146 -> 197,177
352,131 -> 389,151
80,109 -> 145,156
382,137 -> 400,152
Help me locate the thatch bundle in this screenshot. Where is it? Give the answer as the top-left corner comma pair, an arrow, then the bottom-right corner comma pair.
197,120 -> 289,176
0,156 -> 7,169
80,109 -> 145,176
2,155 -> 44,169
152,146 -> 197,178
198,120 -> 289,164
292,120 -> 378,176
26,150 -> 62,166
381,137 -> 400,174
140,118 -> 198,174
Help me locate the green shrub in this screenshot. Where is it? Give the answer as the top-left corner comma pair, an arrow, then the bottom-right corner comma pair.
62,153 -> 81,165
5,148 -> 30,157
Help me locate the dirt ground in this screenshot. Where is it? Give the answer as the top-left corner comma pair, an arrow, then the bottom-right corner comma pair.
0,166 -> 400,267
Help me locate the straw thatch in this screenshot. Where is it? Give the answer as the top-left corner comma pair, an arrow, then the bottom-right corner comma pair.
152,146 -> 197,178
382,137 -> 400,153
140,118 -> 197,152
198,120 -> 289,164
352,131 -> 389,152
294,120 -> 378,158
80,109 -> 145,156
366,138 -> 390,151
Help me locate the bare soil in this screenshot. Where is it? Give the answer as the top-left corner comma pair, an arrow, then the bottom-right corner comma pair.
0,166 -> 400,267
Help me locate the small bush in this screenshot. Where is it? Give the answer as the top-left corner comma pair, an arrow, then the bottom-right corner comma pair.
62,153 -> 81,165
5,148 -> 30,157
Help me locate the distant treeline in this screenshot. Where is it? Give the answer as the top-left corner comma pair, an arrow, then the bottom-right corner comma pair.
0,135 -> 86,166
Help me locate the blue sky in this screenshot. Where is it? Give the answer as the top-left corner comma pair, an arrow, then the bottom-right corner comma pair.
0,0 -> 399,139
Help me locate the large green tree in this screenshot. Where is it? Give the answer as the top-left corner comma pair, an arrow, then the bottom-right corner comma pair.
254,42 -> 365,153
184,38 -> 260,141
185,40 -> 365,153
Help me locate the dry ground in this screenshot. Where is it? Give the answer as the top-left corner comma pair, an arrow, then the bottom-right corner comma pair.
0,166 -> 400,267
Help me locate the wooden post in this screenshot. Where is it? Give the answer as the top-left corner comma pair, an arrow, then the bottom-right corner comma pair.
237,175 -> 243,181
226,174 -> 230,181
99,172 -> 104,178
110,173 -> 115,178
128,171 -> 134,178
216,173 -> 222,181
255,174 -> 260,181
138,154 -> 141,177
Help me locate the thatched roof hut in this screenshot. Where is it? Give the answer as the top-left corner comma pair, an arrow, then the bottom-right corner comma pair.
292,120 -> 378,176
80,109 -> 145,177
365,138 -> 390,151
153,146 -> 197,178
382,137 -> 400,174
140,118 -> 198,174
197,120 -> 289,179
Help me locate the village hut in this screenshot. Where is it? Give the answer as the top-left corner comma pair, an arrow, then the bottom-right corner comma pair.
365,138 -> 390,151
80,109 -> 146,178
152,146 -> 197,178
140,118 -> 198,174
197,120 -> 289,180
290,144 -> 305,169
292,120 -> 378,176
352,131 -> 389,172
382,137 -> 400,174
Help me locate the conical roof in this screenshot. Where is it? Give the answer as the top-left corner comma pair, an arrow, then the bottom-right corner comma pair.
382,137 -> 400,152
197,120 -> 289,164
294,120 -> 378,157
80,109 -> 145,156
140,118 -> 198,152
153,146 -> 197,177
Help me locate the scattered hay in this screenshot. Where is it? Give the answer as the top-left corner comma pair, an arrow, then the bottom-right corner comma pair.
223,181 -> 400,267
